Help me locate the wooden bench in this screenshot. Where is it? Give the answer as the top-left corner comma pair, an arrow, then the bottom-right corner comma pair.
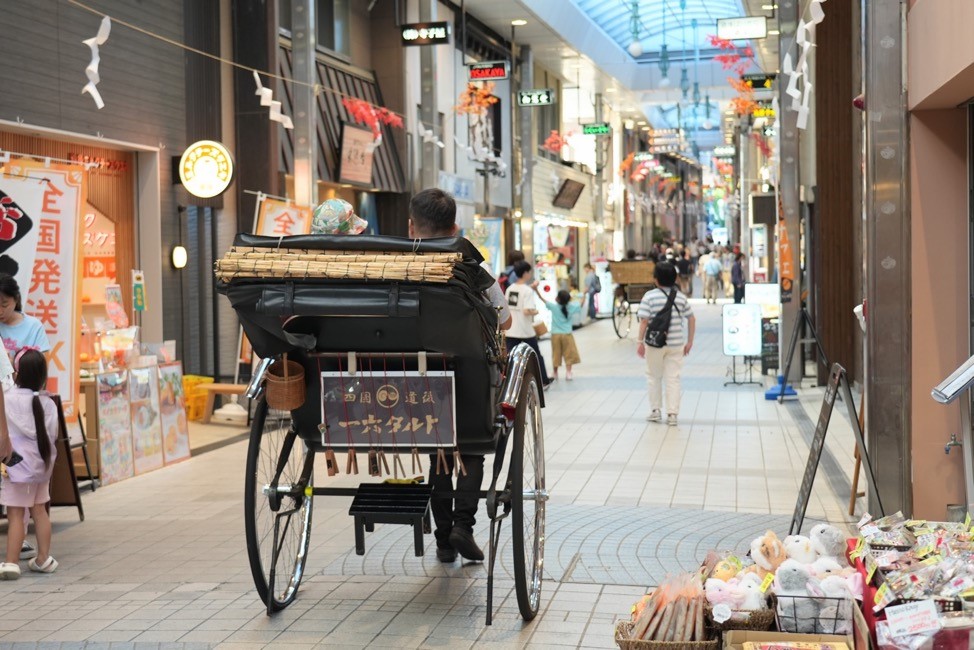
199,383 -> 247,424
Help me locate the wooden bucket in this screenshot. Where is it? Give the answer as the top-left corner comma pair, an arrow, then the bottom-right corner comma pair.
265,354 -> 305,411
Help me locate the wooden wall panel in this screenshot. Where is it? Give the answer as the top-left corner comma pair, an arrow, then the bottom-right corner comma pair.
0,132 -> 135,311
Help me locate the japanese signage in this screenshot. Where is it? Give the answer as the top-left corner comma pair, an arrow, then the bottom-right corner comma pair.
129,366 -> 164,474
517,89 -> 554,107
752,102 -> 776,118
712,145 -> 736,158
400,21 -> 450,46
437,171 -> 475,203
96,371 -> 134,486
650,144 -> 679,154
0,176 -> 44,309
582,122 -> 611,136
319,371 -> 456,449
338,123 -> 375,186
717,16 -> 768,40
722,304 -> 763,357
467,61 -> 509,81
778,197 -> 795,303
158,363 -> 191,465
132,270 -> 146,312
81,205 -> 117,305
255,196 -> 312,237
178,140 -> 234,199
4,159 -> 85,416
742,73 -> 777,90
883,600 -> 941,638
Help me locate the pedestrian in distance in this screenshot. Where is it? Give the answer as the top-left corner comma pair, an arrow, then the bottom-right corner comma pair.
636,262 -> 696,427
583,263 -> 601,319
676,249 -> 693,297
498,249 -> 524,294
0,349 -> 59,579
732,252 -> 746,304
702,253 -> 723,304
545,290 -> 582,381
504,260 -> 553,388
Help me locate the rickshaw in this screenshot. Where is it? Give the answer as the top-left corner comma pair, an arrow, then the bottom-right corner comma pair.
606,260 -> 656,339
216,233 -> 547,625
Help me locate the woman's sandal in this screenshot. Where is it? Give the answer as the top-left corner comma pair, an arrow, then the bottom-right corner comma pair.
28,557 -> 57,574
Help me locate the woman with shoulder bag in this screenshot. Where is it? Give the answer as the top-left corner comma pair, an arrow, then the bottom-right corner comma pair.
504,261 -> 552,388
636,262 -> 696,426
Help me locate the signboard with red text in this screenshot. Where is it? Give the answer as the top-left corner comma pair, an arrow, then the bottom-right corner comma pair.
467,61 -> 509,81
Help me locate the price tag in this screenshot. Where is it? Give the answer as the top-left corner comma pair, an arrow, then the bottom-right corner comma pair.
760,573 -> 775,593
966,512 -> 971,529
865,555 -> 878,583
850,538 -> 866,560
873,583 -> 893,612
883,600 -> 942,638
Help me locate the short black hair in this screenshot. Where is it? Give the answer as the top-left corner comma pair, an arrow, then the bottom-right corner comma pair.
506,250 -> 525,266
512,260 -> 532,278
654,262 -> 677,287
409,188 -> 456,237
0,273 -> 22,311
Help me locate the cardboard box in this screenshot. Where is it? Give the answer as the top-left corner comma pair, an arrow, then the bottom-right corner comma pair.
723,631 -> 853,650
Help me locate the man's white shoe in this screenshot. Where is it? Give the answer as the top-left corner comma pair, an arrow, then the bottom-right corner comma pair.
646,410 -> 662,423
667,414 -> 678,426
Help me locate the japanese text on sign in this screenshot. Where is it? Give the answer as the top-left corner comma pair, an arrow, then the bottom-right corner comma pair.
255,196 -> 312,237
320,371 -> 456,449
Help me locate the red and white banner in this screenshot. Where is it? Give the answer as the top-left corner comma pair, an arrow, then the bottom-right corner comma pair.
6,158 -> 85,416
255,196 -> 312,237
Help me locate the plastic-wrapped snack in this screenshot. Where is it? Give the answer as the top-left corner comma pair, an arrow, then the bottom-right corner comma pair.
873,511 -> 908,531
311,198 -> 368,235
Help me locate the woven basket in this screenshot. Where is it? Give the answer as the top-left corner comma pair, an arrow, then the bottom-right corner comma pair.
614,621 -> 717,650
609,260 -> 656,285
704,605 -> 775,632
265,355 -> 305,411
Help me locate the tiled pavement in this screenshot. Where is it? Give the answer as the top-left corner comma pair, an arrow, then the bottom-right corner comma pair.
0,298 -> 864,648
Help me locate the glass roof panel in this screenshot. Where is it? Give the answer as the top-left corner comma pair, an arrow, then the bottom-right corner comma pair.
572,0 -> 748,57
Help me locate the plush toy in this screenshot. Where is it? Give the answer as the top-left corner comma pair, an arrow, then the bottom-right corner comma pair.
812,576 -> 854,634
784,535 -> 819,564
775,559 -> 820,633
810,524 -> 848,564
738,576 -> 768,611
809,557 -> 844,579
705,578 -> 745,609
746,531 -> 788,580
711,559 -> 740,582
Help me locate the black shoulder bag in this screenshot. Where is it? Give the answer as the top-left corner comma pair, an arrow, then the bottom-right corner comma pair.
644,288 -> 679,348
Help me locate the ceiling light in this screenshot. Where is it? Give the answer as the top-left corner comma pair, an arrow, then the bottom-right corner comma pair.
658,76 -> 671,88
605,87 -> 616,93
761,3 -> 778,9
511,19 -> 527,26
641,126 -> 650,131
637,120 -> 647,125
768,29 -> 780,35
628,41 -> 643,57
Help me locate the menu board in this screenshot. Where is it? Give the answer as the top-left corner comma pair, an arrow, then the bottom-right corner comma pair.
95,371 -> 134,486
722,304 -> 763,357
129,367 -> 164,474
158,363 -> 191,465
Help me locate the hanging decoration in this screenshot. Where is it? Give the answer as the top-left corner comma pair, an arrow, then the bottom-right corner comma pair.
618,152 -> 635,177
81,16 -> 112,109
341,97 -> 404,149
751,132 -> 773,159
418,125 -> 445,149
728,77 -> 759,117
782,0 -> 828,130
253,71 -> 294,130
542,130 -> 569,155
455,82 -> 499,116
455,83 -> 506,175
708,35 -> 755,76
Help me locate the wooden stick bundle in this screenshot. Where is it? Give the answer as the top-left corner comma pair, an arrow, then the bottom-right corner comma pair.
629,573 -> 708,643
227,247 -> 462,263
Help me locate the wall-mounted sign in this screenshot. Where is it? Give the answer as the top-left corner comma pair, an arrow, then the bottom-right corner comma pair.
752,102 -> 776,118
517,89 -> 554,106
400,21 -> 450,46
582,122 -> 611,136
338,123 -> 375,186
717,16 -> 768,41
633,153 -> 656,162
132,270 -> 146,312
468,61 -> 509,81
713,145 -> 736,158
650,144 -> 680,154
742,73 -> 776,90
178,140 -> 233,199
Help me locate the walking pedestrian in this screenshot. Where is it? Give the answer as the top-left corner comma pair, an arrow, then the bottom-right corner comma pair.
732,252 -> 746,304
676,250 -> 693,297
499,250 -> 525,294
636,263 -> 696,426
505,261 -> 553,388
544,290 -> 582,380
0,349 -> 59,580
583,263 -> 601,319
702,254 -> 722,304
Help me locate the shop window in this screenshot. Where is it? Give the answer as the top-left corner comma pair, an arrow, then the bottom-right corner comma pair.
279,0 -> 351,57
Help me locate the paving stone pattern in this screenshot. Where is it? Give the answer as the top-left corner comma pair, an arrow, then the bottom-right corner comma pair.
0,299 -> 859,648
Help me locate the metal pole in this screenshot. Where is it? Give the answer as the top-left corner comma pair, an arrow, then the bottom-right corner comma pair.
290,0 -> 317,207
863,0 -> 911,515
777,0 -> 801,383
419,0 -> 438,191
518,45 -> 534,259
595,92 -> 605,227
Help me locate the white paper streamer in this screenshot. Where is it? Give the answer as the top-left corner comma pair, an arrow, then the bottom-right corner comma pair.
419,126 -> 445,149
253,71 -> 294,129
810,1 -> 826,25
81,17 -> 111,109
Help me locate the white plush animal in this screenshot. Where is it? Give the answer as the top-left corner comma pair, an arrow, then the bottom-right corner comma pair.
783,534 -> 819,564
809,557 -> 844,579
705,578 -> 745,609
775,559 -> 820,633
809,524 -> 848,565
813,576 -> 853,634
738,576 -> 768,611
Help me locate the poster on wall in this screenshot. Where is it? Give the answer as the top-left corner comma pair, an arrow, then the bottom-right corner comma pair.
81,204 -> 116,304
129,366 -> 164,474
466,218 -> 503,277
158,362 -> 191,465
95,371 -> 134,486
338,123 -> 375,186
255,196 -> 312,237
5,159 -> 85,416
0,175 -> 43,303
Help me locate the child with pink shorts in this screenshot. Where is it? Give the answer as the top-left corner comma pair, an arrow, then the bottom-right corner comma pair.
1,349 -> 59,579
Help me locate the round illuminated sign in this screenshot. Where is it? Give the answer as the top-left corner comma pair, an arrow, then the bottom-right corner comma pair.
178,140 -> 234,198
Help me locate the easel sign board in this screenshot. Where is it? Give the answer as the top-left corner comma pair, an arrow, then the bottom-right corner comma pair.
48,395 -> 85,521
790,363 -> 884,534
722,304 -> 763,357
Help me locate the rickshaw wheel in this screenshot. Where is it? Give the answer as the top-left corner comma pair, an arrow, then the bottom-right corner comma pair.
511,367 -> 547,621
612,293 -> 632,339
244,397 -> 314,613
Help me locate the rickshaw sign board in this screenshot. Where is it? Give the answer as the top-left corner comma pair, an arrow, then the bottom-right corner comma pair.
319,371 -> 457,449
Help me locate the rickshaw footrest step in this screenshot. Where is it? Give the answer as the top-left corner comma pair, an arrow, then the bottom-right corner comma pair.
348,483 -> 433,557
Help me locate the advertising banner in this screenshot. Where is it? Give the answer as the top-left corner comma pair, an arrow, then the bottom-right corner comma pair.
255,196 -> 312,237
158,362 -> 191,465
129,366 -> 164,474
6,159 -> 85,415
96,371 -> 134,485
0,174 -> 43,301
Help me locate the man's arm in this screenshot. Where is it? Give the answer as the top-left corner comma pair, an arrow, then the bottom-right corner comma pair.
637,318 -> 649,359
684,315 -> 696,356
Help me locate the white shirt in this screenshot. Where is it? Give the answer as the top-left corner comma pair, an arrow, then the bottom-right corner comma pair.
505,283 -> 537,338
481,262 -> 511,325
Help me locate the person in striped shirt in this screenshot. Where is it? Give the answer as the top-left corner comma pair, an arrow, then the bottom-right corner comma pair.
636,262 -> 696,426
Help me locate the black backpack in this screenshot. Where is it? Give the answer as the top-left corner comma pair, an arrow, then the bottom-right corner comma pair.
644,288 -> 679,348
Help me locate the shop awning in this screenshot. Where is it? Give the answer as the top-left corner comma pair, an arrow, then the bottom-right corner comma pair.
278,44 -> 407,194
